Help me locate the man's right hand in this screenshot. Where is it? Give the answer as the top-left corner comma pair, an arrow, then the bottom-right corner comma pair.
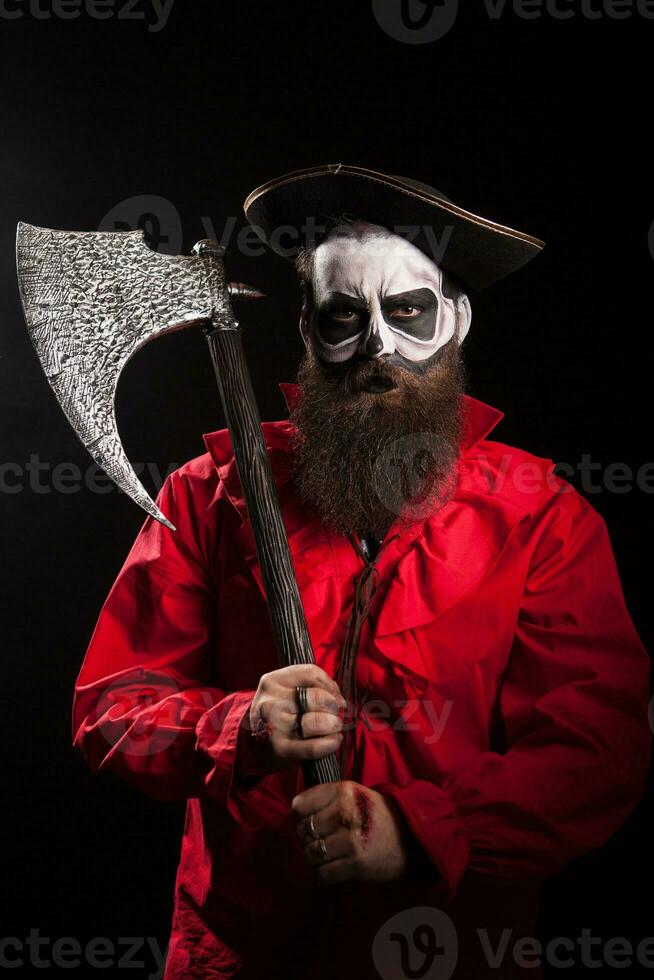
237,665 -> 346,777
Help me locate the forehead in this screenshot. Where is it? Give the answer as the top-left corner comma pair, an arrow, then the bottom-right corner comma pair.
312,230 -> 442,299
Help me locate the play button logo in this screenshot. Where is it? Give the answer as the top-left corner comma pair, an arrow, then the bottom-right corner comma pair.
372,0 -> 460,43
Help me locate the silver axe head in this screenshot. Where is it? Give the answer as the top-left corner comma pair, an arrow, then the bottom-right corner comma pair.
16,222 -> 261,531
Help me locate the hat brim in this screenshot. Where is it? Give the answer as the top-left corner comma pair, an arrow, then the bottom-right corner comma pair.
243,163 -> 545,293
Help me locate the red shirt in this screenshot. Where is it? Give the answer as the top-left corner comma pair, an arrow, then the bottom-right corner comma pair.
72,383 -> 651,979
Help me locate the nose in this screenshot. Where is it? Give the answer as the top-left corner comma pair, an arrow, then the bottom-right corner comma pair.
359,330 -> 384,358
356,311 -> 394,360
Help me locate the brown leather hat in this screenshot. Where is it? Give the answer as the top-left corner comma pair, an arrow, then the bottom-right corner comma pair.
243,163 -> 544,293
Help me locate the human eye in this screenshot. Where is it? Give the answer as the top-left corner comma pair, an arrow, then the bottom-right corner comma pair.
330,307 -> 360,323
389,304 -> 423,320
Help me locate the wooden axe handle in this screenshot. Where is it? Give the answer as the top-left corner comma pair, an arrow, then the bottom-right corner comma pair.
203,320 -> 342,788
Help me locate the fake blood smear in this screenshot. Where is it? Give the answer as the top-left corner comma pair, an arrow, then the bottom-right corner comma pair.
251,717 -> 273,741
355,789 -> 373,844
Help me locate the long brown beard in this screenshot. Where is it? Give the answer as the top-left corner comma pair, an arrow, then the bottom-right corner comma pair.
288,339 -> 466,539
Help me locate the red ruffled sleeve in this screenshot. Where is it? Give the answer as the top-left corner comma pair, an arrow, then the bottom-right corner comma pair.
374,491 -> 651,900
71,468 -> 257,812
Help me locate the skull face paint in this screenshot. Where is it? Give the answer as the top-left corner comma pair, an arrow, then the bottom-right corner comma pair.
300,224 -> 471,371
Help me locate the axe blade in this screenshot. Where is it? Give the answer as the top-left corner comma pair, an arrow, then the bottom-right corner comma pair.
16,222 -> 229,530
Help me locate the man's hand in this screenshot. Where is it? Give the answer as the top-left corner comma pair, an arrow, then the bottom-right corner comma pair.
237,664 -> 346,777
292,781 -> 409,885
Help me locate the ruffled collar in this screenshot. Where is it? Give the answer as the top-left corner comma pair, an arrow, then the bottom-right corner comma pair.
202,380 -> 505,522
277,382 -> 504,452
200,383 -> 529,671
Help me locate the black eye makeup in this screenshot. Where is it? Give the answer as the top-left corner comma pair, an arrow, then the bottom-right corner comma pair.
315,287 -> 439,350
317,292 -> 369,345
381,288 -> 438,341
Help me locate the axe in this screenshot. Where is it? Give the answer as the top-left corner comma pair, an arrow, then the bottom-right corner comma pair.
15,222 -> 341,788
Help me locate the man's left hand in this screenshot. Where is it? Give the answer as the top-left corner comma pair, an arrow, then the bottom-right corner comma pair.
291,780 -> 409,885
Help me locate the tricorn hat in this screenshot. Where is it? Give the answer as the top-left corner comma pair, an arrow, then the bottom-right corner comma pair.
243,163 -> 545,293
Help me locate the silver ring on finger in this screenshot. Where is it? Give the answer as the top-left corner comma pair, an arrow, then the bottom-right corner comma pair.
317,837 -> 328,863
295,685 -> 309,739
296,685 -> 309,715
307,815 -> 320,841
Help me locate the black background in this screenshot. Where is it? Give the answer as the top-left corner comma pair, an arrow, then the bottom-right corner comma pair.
1,1 -> 652,976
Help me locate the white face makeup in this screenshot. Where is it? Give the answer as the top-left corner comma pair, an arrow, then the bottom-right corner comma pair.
300,225 -> 471,367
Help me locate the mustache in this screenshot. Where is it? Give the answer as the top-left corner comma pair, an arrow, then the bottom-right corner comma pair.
289,339 -> 466,539
328,356 -> 420,395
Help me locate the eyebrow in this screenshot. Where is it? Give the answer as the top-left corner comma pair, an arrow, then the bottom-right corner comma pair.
319,291 -> 368,311
382,288 -> 437,306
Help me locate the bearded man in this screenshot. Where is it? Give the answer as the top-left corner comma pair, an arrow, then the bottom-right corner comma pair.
72,165 -> 651,980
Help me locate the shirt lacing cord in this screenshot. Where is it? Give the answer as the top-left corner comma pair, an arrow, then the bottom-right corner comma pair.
335,530 -> 400,780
